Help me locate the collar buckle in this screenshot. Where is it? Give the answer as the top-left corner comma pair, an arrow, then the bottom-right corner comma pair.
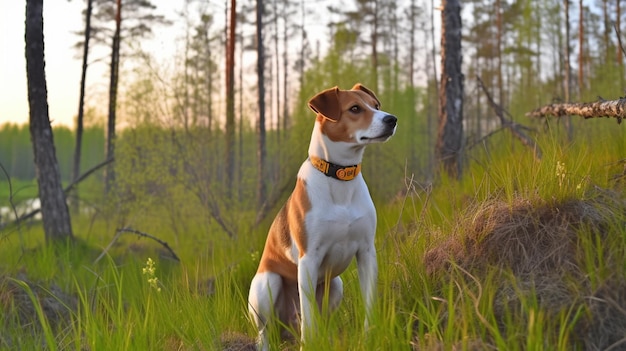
310,156 -> 361,181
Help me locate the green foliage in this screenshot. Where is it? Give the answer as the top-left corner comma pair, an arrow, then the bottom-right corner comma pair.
5,0 -> 626,347
0,123 -> 104,183
1,115 -> 625,350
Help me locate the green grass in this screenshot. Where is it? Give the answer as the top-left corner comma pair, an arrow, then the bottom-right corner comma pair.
1,127 -> 626,350
0,178 -> 38,207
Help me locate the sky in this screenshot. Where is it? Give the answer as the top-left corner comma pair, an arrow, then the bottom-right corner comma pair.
0,0 -> 181,128
1,1 -> 84,127
0,0 -> 427,129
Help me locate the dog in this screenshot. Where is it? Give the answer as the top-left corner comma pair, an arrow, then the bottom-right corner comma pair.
248,84 -> 397,350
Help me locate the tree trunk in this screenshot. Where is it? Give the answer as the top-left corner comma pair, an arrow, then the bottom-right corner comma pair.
225,0 -> 236,197
562,0 -> 574,141
273,0 -> 281,142
105,0 -> 121,194
256,0 -> 267,210
496,0 -> 504,109
618,0 -> 623,65
25,0 -> 73,243
578,0 -> 584,99
602,0 -> 610,63
282,14 -> 289,133
298,0 -> 305,88
371,0 -> 379,92
436,0 -> 464,179
72,0 -> 93,213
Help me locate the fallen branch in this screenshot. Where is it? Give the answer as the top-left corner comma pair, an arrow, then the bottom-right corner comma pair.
525,97 -> 626,124
94,227 -> 180,264
472,76 -> 542,160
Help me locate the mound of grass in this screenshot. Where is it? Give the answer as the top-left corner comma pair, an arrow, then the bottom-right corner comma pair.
422,189 -> 626,350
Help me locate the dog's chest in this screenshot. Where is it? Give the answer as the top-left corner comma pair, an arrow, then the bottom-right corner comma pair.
303,177 -> 376,276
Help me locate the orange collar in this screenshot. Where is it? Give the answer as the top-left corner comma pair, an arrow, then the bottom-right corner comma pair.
309,155 -> 361,181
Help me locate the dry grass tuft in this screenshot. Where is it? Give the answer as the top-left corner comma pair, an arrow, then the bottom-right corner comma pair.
425,195 -> 616,276
219,331 -> 257,351
580,280 -> 626,350
0,272 -> 76,348
423,190 -> 626,349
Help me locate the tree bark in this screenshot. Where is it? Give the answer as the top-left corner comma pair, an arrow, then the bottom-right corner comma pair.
496,0 -> 504,110
563,0 -> 573,140
526,98 -> 626,123
618,0 -> 623,65
104,0 -> 121,194
436,0 -> 464,179
225,0 -> 236,197
371,0 -> 379,92
578,0 -> 584,99
256,0 -> 267,211
72,0 -> 93,212
272,0 -> 281,141
25,0 -> 73,243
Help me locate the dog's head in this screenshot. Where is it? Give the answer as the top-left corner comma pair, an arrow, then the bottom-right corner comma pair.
308,84 -> 397,145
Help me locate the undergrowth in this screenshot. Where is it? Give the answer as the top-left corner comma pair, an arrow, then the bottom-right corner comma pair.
1,126 -> 626,350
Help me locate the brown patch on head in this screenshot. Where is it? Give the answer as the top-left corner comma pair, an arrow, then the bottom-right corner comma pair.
308,86 -> 341,121
308,84 -> 381,142
257,178 -> 310,282
351,83 -> 381,107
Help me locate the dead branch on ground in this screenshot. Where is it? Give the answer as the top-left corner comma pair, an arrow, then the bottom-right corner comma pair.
95,227 -> 180,264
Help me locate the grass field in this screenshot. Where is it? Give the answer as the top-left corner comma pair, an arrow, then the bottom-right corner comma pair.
1,129 -> 626,350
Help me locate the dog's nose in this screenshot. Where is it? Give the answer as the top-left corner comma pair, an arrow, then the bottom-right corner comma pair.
383,115 -> 397,127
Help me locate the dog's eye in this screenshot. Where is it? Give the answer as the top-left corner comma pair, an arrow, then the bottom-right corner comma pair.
375,104 -> 380,110
350,105 -> 361,113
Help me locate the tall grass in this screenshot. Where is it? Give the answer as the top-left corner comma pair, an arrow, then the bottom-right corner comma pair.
1,124 -> 625,350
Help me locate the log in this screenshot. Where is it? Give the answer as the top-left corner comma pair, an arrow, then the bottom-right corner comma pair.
526,97 -> 626,123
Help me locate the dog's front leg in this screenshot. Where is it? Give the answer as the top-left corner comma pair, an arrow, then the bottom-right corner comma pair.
357,245 -> 378,329
297,254 -> 319,347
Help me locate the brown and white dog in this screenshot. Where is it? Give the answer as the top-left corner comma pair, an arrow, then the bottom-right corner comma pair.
248,84 -> 397,350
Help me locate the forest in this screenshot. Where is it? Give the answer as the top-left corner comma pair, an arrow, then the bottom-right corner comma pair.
2,0 -> 626,350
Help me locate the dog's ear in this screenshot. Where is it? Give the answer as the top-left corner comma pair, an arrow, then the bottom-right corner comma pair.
352,83 -> 381,107
308,86 -> 341,121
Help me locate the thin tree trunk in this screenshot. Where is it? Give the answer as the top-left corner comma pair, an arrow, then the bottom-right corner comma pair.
436,0 -> 464,179
371,0 -> 379,92
25,0 -> 73,243
72,0 -> 93,213
225,0 -> 237,197
273,0 -> 281,142
256,0 -> 267,211
562,0 -> 573,141
578,0 -> 584,99
298,0 -> 305,88
238,28 -> 244,202
282,11 -> 289,134
603,0 -> 610,62
205,25 -> 213,134
408,0 -> 415,89
428,0 -> 439,178
105,0 -> 121,194
496,0 -> 504,108
618,0 -> 623,65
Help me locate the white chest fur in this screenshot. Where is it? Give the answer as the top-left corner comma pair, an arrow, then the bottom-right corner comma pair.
293,161 -> 377,281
